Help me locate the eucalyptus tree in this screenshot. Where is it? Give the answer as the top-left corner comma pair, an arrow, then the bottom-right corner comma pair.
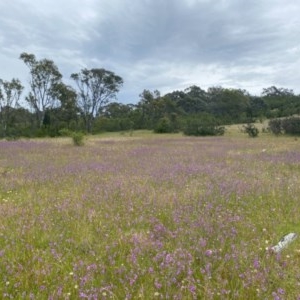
181,85 -> 208,114
19,52 -> 62,127
53,83 -> 79,129
42,83 -> 80,133
0,78 -> 24,136
261,86 -> 297,117
71,68 -> 123,132
207,87 -> 250,123
262,86 -> 294,98
136,89 -> 161,129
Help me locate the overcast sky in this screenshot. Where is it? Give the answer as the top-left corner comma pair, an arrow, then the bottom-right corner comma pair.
0,0 -> 300,103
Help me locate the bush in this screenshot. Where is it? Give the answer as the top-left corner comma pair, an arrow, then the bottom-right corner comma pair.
268,117 -> 300,136
59,128 -> 73,137
154,117 -> 173,133
268,119 -> 282,135
242,123 -> 259,137
35,128 -> 49,137
281,117 -> 300,135
72,132 -> 85,146
183,117 -> 225,136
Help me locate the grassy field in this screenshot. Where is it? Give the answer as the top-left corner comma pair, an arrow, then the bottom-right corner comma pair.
1,131 -> 300,299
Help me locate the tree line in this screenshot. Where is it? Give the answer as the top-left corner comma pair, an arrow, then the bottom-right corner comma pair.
1,53 -> 300,138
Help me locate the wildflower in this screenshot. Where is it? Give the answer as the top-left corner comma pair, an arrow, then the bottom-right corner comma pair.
130,274 -> 138,286
189,285 -> 196,293
205,249 -> 213,257
199,238 -> 207,247
277,288 -> 285,295
154,292 -> 160,297
154,280 -> 162,289
253,258 -> 260,269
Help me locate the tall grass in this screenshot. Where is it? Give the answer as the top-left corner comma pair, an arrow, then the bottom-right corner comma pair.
0,135 -> 300,299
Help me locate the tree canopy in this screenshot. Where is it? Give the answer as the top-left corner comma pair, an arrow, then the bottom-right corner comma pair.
20,52 -> 62,127
1,52 -> 300,138
71,68 -> 123,132
0,78 -> 24,136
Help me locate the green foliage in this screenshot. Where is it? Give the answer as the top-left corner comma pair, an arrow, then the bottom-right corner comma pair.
154,117 -> 173,133
58,128 -> 73,137
58,128 -> 85,145
19,52 -> 62,128
71,68 -> 123,133
3,52 -> 300,137
207,87 -> 251,124
51,83 -> 79,129
72,131 -> 85,146
281,117 -> 300,135
268,119 -> 282,135
35,127 -> 49,137
183,115 -> 225,136
242,123 -> 259,137
93,117 -> 134,132
269,117 -> 300,136
262,86 -> 300,118
0,78 -> 24,137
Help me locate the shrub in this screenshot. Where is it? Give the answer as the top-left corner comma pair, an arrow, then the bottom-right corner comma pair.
59,128 -> 73,137
242,123 -> 259,137
268,119 -> 282,135
183,117 -> 225,136
281,117 -> 300,135
72,132 -> 85,146
268,117 -> 300,136
154,117 -> 174,133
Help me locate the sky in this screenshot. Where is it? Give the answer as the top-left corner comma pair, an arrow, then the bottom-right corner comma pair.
0,0 -> 300,104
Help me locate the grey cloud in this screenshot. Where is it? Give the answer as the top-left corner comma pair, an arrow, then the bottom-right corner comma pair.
85,0 -> 297,74
0,0 -> 300,102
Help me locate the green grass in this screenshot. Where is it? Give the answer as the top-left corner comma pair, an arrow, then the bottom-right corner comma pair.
0,132 -> 300,299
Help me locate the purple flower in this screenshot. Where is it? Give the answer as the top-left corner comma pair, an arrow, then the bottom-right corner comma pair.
154,280 -> 162,289
189,285 -> 196,293
253,258 -> 260,269
205,249 -> 213,257
277,288 -> 285,295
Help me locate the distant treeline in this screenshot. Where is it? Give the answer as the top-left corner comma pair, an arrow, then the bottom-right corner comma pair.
1,53 -> 300,138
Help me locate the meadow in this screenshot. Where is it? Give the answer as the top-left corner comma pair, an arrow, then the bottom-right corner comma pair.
0,132 -> 300,299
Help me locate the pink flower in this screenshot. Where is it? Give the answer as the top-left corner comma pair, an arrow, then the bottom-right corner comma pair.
205,249 -> 213,257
